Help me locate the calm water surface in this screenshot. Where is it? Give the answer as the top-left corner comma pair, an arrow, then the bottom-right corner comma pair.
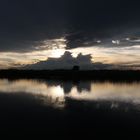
0,79 -> 140,108
0,79 -> 140,134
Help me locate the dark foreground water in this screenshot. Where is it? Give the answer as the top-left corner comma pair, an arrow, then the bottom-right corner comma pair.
0,79 -> 140,137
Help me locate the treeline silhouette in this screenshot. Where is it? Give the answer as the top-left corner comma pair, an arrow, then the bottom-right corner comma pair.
0,69 -> 139,81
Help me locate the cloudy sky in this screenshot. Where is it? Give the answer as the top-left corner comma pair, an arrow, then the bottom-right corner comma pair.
0,0 -> 140,69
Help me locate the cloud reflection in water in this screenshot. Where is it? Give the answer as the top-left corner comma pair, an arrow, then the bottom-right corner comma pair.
0,79 -> 140,109
0,79 -> 65,108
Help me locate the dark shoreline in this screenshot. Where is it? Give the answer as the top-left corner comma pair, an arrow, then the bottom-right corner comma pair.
0,69 -> 139,81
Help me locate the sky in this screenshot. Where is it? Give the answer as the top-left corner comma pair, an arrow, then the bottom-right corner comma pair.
0,0 -> 140,69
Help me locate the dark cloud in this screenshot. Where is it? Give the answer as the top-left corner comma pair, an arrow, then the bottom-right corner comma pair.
1,0 -> 140,52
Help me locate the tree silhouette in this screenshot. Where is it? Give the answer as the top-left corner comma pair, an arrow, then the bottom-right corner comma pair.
72,65 -> 80,71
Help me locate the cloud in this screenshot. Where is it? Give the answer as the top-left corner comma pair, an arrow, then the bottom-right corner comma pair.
112,40 -> 120,45
23,51 -> 120,70
24,51 -> 93,69
1,0 -> 140,53
1,0 -> 140,70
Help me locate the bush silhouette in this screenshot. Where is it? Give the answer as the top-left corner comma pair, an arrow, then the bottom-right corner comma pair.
72,65 -> 80,71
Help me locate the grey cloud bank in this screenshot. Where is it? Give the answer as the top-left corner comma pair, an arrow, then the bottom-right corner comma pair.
24,51 -> 92,69
1,0 -> 140,53
23,51 -> 115,70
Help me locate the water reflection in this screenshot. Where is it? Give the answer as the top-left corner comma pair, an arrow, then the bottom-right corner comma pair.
0,79 -> 65,108
0,79 -> 140,109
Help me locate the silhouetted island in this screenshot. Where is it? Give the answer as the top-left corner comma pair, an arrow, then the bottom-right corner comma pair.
0,69 -> 139,81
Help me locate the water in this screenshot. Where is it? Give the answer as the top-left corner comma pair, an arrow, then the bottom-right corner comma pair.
0,79 -> 140,109
0,79 -> 140,134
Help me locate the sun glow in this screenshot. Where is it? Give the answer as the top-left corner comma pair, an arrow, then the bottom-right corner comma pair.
50,49 -> 65,58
